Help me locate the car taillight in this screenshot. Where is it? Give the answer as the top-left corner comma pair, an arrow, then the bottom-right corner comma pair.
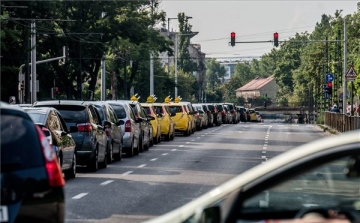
231,110 -> 234,114
125,120 -> 131,132
221,111 -> 225,114
35,125 -> 64,187
77,123 -> 93,132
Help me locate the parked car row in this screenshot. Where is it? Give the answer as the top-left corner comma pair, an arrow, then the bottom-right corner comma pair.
236,106 -> 262,122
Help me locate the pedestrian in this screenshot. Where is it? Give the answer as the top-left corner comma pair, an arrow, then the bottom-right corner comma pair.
330,104 -> 340,113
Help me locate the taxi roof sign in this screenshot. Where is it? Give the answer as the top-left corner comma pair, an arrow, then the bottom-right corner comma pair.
147,95 -> 157,103
174,96 -> 182,103
130,94 -> 140,102
164,96 -> 172,104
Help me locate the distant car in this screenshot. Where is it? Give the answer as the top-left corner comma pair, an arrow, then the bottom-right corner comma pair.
23,107 -> 78,179
236,106 -> 246,122
152,103 -> 176,141
193,104 -> 208,130
107,101 -> 141,157
1,102 -> 65,223
200,104 -> 214,127
141,103 -> 162,145
91,101 -> 124,163
33,100 -> 108,172
168,103 -> 192,136
143,130 -> 360,223
248,109 -> 258,122
224,102 -> 239,124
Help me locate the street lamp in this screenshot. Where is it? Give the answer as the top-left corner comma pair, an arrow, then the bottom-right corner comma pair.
167,16 -> 193,77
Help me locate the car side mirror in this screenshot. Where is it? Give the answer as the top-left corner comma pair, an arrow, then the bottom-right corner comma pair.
69,126 -> 78,133
118,120 -> 125,125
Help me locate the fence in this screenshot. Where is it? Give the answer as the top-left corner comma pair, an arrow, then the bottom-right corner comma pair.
324,112 -> 360,132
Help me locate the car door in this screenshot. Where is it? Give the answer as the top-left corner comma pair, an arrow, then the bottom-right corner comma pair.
88,105 -> 107,161
106,105 -> 122,153
46,110 -> 73,170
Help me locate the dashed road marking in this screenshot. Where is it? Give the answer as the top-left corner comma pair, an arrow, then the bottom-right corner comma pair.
138,164 -> 146,168
179,145 -> 184,147
72,193 -> 88,199
150,158 -> 158,161
123,171 -> 133,175
171,149 -> 177,151
162,153 -> 168,156
100,180 -> 114,186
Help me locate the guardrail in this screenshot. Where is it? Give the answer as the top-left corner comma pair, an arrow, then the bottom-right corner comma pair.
324,112 -> 360,132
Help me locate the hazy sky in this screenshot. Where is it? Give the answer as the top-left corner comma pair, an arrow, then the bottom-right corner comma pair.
159,1 -> 358,60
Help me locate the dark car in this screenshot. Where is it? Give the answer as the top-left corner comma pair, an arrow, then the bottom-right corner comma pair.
1,102 -> 65,223
91,101 -> 124,163
216,103 -> 229,124
33,100 -> 108,172
23,107 -> 78,179
206,103 -> 222,126
236,105 -> 246,122
200,104 -> 214,128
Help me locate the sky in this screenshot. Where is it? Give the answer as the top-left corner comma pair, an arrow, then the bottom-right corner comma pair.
159,1 -> 359,60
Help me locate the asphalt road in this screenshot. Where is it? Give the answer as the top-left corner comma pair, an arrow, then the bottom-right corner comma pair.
64,120 -> 329,223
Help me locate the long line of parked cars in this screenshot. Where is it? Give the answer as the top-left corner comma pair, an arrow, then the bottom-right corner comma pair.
1,97 -> 254,222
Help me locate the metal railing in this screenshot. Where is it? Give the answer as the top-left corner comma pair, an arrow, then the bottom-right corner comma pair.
324,112 -> 360,132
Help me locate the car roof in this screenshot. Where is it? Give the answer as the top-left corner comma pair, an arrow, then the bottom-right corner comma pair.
34,100 -> 90,106
1,102 -> 32,120
143,130 -> 360,223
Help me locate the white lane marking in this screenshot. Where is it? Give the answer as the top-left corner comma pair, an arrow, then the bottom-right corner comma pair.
171,149 -> 177,151
238,131 -> 242,133
186,142 -> 191,144
201,135 -> 205,137
264,144 -> 267,147
150,158 -> 158,161
262,151 -> 266,153
191,139 -> 195,141
261,156 -> 267,159
72,193 -> 88,199
100,180 -> 114,186
123,171 -> 133,175
205,133 -> 209,134
162,153 -> 168,156
197,137 -> 201,139
138,164 -> 146,168
179,145 -> 184,147
263,147 -> 267,149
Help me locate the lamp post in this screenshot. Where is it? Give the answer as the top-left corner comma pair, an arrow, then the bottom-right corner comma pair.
167,16 -> 193,77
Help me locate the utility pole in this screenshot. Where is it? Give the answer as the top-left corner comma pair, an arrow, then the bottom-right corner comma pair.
31,20 -> 37,104
343,18 -> 347,115
101,56 -> 106,101
174,33 -> 178,98
150,53 -> 154,95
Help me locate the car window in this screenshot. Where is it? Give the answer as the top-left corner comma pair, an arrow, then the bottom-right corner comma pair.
110,104 -> 127,119
107,106 -> 118,123
94,104 -> 105,121
169,106 -> 182,113
89,106 -> 100,125
48,110 -> 63,131
242,155 -> 360,211
28,112 -> 46,124
1,114 -> 44,169
143,107 -> 152,115
53,105 -> 88,123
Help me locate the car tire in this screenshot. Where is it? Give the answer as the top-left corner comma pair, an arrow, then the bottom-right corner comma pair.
88,149 -> 98,172
107,142 -> 113,163
114,142 -> 122,161
100,150 -> 107,169
65,153 -> 76,179
126,140 -> 134,157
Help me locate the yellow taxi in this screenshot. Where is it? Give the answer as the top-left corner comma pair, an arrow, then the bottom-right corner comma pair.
152,97 -> 176,141
141,96 -> 161,145
248,109 -> 258,122
168,97 -> 193,136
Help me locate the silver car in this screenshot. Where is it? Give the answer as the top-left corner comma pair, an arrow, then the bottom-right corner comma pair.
107,101 -> 141,157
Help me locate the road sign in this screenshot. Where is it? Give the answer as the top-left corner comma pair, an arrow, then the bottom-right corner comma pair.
345,65 -> 357,80
325,73 -> 334,82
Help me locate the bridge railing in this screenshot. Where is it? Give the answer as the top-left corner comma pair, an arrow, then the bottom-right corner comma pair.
324,112 -> 360,132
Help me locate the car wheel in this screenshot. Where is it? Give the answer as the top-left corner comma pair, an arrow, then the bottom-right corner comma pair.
65,153 -> 76,179
126,139 -> 134,157
158,135 -> 161,143
88,149 -> 98,172
107,142 -> 113,163
100,150 -> 107,169
114,142 -> 122,161
134,141 -> 140,155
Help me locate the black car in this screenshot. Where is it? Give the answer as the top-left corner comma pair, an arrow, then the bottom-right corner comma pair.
91,101 -> 124,163
236,105 -> 246,122
24,107 -> 78,179
1,102 -> 65,223
33,100 -> 108,172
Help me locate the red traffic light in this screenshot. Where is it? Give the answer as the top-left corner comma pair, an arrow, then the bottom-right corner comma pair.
230,32 -> 235,47
231,32 -> 235,38
274,32 -> 278,38
273,32 -> 279,47
327,82 -> 332,87
55,87 -> 59,93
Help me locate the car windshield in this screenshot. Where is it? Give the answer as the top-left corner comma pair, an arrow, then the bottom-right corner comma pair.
110,104 -> 127,119
242,155 -> 360,211
27,112 -> 46,124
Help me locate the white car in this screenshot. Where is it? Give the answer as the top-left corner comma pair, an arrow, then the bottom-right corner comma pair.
143,130 -> 360,223
256,111 -> 262,122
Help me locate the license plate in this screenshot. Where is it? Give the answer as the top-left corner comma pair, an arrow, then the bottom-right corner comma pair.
0,206 -> 9,222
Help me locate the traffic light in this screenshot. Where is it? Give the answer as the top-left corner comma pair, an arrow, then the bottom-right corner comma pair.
274,32 -> 279,47
230,32 -> 235,47
51,87 -> 59,99
327,82 -> 332,97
